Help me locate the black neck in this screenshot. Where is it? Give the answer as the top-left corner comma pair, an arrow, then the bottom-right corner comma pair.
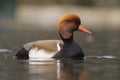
59,32 -> 74,44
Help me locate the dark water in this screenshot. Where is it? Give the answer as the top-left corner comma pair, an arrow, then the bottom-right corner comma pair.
0,29 -> 120,80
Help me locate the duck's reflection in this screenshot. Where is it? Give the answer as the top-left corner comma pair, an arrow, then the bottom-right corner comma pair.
60,59 -> 88,80
27,59 -> 88,80
28,59 -> 58,80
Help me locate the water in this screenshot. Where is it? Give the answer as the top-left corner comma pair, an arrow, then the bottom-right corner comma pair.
0,29 -> 120,80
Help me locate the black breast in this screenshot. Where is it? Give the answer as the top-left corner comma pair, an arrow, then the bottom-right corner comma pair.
53,42 -> 84,59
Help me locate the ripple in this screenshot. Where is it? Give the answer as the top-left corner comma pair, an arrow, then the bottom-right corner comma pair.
0,49 -> 11,53
86,55 -> 116,59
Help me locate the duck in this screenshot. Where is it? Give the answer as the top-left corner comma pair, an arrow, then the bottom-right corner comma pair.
16,14 -> 92,60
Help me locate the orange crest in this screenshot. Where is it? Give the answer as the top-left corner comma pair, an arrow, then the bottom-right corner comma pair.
58,14 -> 81,30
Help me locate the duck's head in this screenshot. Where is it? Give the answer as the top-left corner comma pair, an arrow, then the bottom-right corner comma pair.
58,14 -> 92,39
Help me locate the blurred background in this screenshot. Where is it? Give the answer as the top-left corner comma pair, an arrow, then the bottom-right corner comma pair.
0,0 -> 120,49
0,0 -> 120,30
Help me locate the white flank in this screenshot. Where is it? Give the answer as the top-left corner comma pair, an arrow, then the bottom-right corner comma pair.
29,47 -> 55,60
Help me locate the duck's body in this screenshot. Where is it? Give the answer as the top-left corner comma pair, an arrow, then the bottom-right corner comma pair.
16,14 -> 92,60
16,40 -> 64,59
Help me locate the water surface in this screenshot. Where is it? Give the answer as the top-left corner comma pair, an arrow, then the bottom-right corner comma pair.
0,29 -> 120,80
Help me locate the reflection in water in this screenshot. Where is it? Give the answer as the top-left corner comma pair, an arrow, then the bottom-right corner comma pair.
27,59 -> 88,80
28,60 -> 59,80
60,60 -> 88,80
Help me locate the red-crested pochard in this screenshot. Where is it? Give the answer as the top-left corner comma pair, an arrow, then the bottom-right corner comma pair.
16,14 -> 92,60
